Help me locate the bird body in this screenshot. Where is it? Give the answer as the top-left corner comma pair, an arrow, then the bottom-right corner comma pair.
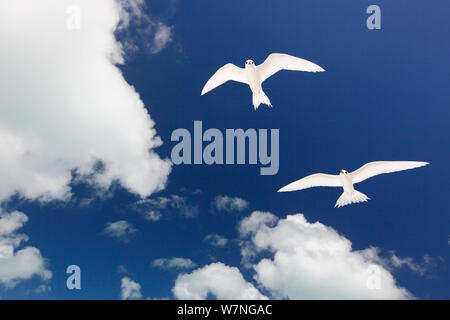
244,60 -> 272,108
245,60 -> 261,92
278,161 -> 429,207
335,170 -> 370,207
340,170 -> 354,193
201,53 -> 324,109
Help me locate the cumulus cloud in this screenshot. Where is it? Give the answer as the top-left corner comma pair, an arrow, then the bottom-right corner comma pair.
237,211 -> 279,268
120,276 -> 142,300
170,212 -> 423,300
172,262 -> 268,300
204,234 -> 228,247
0,210 -> 52,288
0,0 -> 171,204
152,257 -> 196,270
212,195 -> 249,213
240,212 -> 414,299
103,220 -> 137,242
238,211 -> 278,237
137,195 -> 199,219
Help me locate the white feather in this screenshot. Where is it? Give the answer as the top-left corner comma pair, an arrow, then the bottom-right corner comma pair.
278,173 -> 341,192
351,161 -> 429,184
257,53 -> 325,82
201,63 -> 247,95
335,190 -> 370,208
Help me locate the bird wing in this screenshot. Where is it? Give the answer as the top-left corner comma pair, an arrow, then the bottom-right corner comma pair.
351,161 -> 429,184
278,173 -> 341,192
201,63 -> 247,95
257,53 -> 325,82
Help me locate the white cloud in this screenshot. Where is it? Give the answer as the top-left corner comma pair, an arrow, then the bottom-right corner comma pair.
144,210 -> 162,222
213,195 -> 249,213
0,210 -> 52,288
151,23 -> 173,54
116,0 -> 146,29
116,0 -> 173,55
241,212 -> 413,299
35,284 -> 51,294
204,234 -> 228,247
120,276 -> 142,300
172,262 -> 268,300
0,0 -> 171,203
387,252 -> 432,276
0,210 -> 29,237
137,195 -> 198,219
152,257 -> 196,270
238,211 -> 278,237
103,220 -> 137,242
237,211 -> 279,268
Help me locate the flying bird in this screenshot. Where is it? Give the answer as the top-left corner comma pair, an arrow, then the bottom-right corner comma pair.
201,53 -> 324,109
278,161 -> 429,208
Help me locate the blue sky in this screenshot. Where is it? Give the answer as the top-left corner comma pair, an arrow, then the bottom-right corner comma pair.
0,0 -> 448,299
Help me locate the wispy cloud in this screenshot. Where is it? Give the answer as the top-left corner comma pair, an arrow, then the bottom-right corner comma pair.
103,220 -> 137,242
35,284 -> 51,294
116,0 -> 173,56
137,195 -> 199,219
144,211 -> 162,222
212,195 -> 249,213
204,234 -> 228,247
116,265 -> 129,275
151,23 -> 173,54
380,251 -> 434,276
152,257 -> 196,270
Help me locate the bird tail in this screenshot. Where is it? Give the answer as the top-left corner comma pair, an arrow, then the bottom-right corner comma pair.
335,190 -> 370,208
252,91 -> 272,110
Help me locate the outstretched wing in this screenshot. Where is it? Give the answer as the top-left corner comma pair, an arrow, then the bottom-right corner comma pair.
257,53 -> 325,82
201,63 -> 247,95
278,173 -> 341,192
351,161 -> 429,184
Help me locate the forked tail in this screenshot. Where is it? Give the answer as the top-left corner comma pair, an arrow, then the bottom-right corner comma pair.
252,90 -> 272,110
335,190 -> 370,208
